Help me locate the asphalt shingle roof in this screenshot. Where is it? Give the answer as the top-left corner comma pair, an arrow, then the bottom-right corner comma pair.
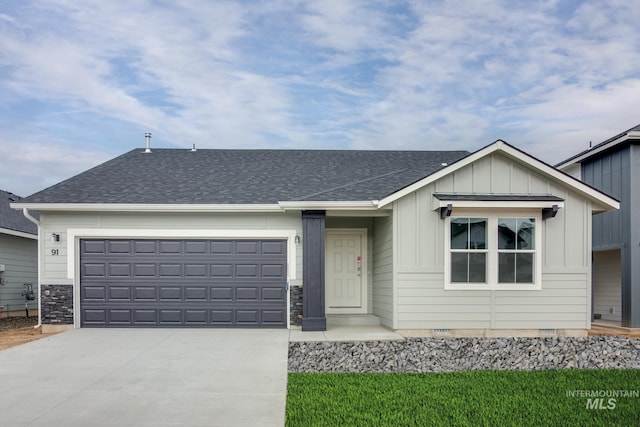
557,123 -> 640,166
20,149 -> 470,205
0,190 -> 38,235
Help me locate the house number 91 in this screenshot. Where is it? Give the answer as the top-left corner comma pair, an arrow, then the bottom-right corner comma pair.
51,249 -> 59,256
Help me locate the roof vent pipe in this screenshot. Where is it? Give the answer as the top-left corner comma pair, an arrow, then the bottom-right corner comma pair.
144,132 -> 152,153
191,143 -> 196,152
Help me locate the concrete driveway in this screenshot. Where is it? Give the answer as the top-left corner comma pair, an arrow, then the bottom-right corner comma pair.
0,329 -> 289,427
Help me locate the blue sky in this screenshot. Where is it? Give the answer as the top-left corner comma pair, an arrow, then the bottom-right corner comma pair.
1,0 -> 639,197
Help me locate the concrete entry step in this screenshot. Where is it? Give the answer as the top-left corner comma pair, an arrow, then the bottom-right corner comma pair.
326,314 -> 381,327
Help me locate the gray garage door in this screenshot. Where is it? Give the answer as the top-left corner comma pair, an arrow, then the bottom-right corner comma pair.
80,239 -> 287,328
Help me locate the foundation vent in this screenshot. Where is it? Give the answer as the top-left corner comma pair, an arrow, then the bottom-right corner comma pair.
433,329 -> 451,336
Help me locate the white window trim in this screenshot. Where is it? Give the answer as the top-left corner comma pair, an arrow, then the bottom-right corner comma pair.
444,209 -> 542,291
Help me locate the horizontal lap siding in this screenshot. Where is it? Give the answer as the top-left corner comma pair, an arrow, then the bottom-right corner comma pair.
0,235 -> 37,310
397,272 -> 491,328
593,250 -> 622,322
394,153 -> 591,329
493,273 -> 588,328
373,216 -> 393,327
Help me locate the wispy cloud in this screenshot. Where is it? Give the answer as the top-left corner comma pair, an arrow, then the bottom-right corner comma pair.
0,0 -> 638,195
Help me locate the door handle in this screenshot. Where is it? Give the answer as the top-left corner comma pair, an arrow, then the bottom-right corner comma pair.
356,256 -> 362,276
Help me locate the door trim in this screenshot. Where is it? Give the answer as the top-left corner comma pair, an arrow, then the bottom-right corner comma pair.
325,228 -> 368,314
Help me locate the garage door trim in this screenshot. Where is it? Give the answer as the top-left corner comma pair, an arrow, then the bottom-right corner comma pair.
68,228 -> 298,329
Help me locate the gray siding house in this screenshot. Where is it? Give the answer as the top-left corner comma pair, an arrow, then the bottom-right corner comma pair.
0,190 -> 38,317
13,140 -> 618,335
557,124 -> 640,328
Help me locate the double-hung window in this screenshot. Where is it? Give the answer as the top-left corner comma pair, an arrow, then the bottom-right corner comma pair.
446,212 -> 541,290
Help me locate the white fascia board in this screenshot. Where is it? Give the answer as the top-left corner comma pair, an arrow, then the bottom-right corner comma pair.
13,201 -> 382,213
557,131 -> 640,169
497,144 -> 619,211
431,199 -> 565,210
378,140 -> 619,212
0,227 -> 37,239
278,200 -> 379,211
378,142 -> 501,207
11,203 -> 283,212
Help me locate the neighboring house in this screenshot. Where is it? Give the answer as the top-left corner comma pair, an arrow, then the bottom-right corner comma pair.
0,190 -> 38,317
12,140 -> 618,335
557,124 -> 640,328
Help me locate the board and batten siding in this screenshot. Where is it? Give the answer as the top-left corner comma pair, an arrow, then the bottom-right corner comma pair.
372,215 -> 394,328
393,153 -> 592,330
39,211 -> 303,286
0,234 -> 38,313
581,147 -> 627,250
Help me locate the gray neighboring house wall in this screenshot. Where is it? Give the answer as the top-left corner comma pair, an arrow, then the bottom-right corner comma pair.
0,190 -> 38,316
12,141 -> 618,334
557,124 -> 640,328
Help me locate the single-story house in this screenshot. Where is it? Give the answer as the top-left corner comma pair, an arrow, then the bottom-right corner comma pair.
557,124 -> 640,328
12,139 -> 619,335
0,190 -> 38,317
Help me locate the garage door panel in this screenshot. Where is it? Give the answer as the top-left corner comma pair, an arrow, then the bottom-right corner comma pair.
134,264 -> 156,277
159,264 -> 182,277
262,241 -> 285,255
236,287 -> 259,300
134,310 -> 156,324
158,310 -> 182,324
212,241 -> 233,254
185,264 -> 207,277
109,309 -> 132,324
262,264 -> 285,278
211,264 -> 233,277
81,239 -> 287,328
108,240 -> 131,254
159,241 -> 182,253
134,287 -> 157,300
211,310 -> 233,324
262,310 -> 285,324
109,286 -> 131,300
262,287 -> 284,300
236,310 -> 259,324
109,263 -> 132,277
211,287 -> 233,300
134,241 -> 157,254
237,241 -> 259,254
159,287 -> 182,300
185,310 -> 207,324
236,264 -> 258,277
83,309 -> 107,325
84,263 -> 106,277
83,286 -> 106,301
83,240 -> 106,254
185,241 -> 207,254
185,287 -> 207,300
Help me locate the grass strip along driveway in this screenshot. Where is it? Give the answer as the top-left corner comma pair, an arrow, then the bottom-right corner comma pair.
287,369 -> 640,426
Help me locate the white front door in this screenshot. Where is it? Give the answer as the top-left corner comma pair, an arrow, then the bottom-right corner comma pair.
325,229 -> 367,314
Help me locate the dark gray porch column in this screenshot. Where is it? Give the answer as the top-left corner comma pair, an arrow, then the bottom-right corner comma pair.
301,210 -> 326,331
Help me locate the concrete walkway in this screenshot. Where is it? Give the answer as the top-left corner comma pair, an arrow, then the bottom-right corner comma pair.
0,329 -> 289,427
289,324 -> 404,342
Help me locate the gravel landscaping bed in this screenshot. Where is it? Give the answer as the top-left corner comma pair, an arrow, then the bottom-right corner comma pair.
289,336 -> 640,372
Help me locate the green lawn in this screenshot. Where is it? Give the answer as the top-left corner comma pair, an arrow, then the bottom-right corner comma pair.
287,370 -> 640,426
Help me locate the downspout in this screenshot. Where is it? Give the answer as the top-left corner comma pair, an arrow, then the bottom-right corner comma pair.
22,209 -> 41,329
